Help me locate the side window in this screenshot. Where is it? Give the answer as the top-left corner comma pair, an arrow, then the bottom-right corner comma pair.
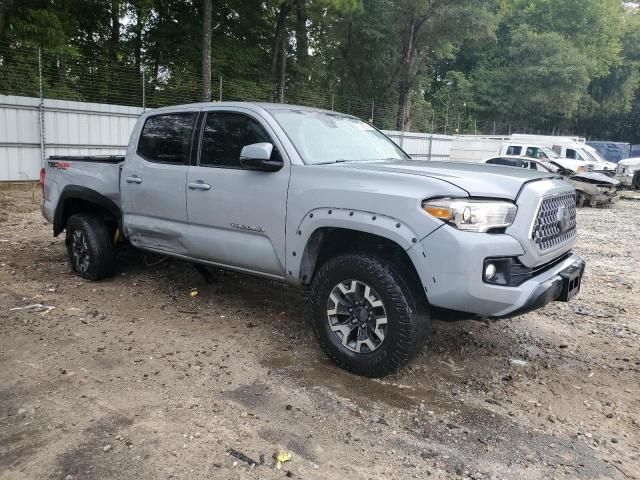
526,147 -> 543,158
137,113 -> 197,164
506,145 -> 522,156
488,157 -> 519,167
566,149 -> 577,160
200,112 -> 272,168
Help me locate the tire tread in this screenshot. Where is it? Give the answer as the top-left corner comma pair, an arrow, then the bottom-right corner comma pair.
305,252 -> 430,377
65,213 -> 116,281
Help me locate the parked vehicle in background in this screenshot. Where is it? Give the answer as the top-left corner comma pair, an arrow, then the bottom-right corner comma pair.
510,134 -> 617,172
483,156 -> 620,207
39,102 -> 586,377
631,145 -> 640,158
483,155 -> 570,174
616,157 -> 640,190
450,137 -> 590,173
449,137 -> 510,162
581,145 -> 618,171
586,141 -> 631,164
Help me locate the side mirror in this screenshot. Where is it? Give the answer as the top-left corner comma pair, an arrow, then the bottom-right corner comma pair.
239,143 -> 283,172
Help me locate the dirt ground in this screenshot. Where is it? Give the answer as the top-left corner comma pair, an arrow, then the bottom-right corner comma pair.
0,186 -> 638,480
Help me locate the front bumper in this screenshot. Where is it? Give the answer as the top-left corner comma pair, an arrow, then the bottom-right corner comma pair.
496,257 -> 585,318
413,225 -> 584,318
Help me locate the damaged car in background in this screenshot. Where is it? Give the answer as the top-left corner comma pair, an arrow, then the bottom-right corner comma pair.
483,156 -> 620,208
570,172 -> 620,208
615,157 -> 640,190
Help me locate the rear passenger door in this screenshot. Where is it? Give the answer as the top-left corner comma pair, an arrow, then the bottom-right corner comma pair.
121,110 -> 199,254
185,108 -> 290,278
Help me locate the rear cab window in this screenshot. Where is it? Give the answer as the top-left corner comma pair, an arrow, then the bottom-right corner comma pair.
137,113 -> 197,164
506,145 -> 522,156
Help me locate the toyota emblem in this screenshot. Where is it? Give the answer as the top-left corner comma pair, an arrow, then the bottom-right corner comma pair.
556,206 -> 571,232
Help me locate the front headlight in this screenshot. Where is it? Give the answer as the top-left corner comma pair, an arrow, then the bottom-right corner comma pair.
422,198 -> 517,233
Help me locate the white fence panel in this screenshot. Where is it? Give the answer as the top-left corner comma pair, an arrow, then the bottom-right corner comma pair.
383,130 -> 453,160
0,95 -> 142,181
0,95 -> 42,181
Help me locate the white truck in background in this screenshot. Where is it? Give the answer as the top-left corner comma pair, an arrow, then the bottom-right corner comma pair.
449,136 -> 589,173
449,134 -> 617,173
510,135 -> 617,171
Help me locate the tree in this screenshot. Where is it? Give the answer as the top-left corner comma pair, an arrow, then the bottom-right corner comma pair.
202,0 -> 213,101
0,0 -> 14,39
329,0 -> 496,129
110,0 -> 121,61
392,0 -> 497,130
472,27 -> 591,127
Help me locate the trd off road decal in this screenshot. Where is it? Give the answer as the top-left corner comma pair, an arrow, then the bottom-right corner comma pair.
48,160 -> 71,170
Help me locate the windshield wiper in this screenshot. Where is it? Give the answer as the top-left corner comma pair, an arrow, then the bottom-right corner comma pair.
313,158 -> 404,165
313,159 -> 350,165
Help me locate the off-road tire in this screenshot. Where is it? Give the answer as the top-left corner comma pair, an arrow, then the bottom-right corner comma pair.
65,214 -> 116,281
633,171 -> 640,191
306,253 -> 430,377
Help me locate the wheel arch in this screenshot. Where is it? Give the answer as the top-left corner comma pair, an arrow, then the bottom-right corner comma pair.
290,209 -> 428,304
53,186 -> 122,236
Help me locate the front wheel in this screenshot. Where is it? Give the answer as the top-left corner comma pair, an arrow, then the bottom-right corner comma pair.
307,253 -> 430,377
65,214 -> 116,281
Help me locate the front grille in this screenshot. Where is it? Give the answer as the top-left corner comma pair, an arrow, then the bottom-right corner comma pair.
531,193 -> 577,252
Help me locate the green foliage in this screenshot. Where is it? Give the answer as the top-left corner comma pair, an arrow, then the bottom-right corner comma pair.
0,0 -> 639,141
473,26 -> 591,125
507,0 -> 623,77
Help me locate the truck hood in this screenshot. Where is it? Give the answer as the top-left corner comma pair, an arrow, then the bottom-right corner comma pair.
337,160 -> 558,200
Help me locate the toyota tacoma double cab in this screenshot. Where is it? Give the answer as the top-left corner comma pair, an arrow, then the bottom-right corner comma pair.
41,102 -> 585,377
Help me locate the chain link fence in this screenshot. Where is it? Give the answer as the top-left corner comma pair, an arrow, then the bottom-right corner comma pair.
0,42 -> 575,138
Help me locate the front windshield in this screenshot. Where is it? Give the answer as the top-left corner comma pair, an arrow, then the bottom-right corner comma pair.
541,147 -> 560,159
579,147 -> 600,163
539,161 -> 559,173
271,110 -> 409,165
583,146 -> 606,163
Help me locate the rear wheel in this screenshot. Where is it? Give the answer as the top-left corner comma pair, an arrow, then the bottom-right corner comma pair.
633,171 -> 640,191
65,214 -> 116,280
307,253 -> 430,377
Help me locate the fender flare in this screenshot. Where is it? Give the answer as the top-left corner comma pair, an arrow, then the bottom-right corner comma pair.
287,207 -> 424,284
53,185 -> 123,236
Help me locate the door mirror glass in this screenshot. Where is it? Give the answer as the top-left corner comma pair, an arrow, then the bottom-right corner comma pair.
239,143 -> 283,172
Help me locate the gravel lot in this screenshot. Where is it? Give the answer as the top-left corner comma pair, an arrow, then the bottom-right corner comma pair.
1,187 -> 638,480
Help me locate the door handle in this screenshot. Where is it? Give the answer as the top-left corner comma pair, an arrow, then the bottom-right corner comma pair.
188,181 -> 212,191
126,176 -> 143,184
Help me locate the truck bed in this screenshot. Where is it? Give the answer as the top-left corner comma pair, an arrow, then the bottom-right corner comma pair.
41,155 -> 124,227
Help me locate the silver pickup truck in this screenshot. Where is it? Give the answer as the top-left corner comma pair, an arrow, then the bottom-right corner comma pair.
41,102 -> 585,377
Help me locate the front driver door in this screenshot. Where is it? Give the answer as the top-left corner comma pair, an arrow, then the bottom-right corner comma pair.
185,108 -> 290,278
